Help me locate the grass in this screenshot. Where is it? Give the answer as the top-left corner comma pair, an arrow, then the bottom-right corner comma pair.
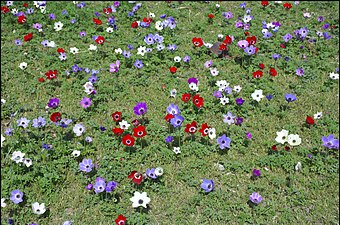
1,1 -> 339,224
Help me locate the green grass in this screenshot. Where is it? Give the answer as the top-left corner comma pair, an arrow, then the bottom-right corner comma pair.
1,1 -> 339,224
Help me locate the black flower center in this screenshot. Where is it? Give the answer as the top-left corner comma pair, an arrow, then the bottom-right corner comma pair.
138,199 -> 143,204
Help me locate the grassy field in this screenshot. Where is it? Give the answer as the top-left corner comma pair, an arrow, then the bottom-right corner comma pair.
1,1 -> 339,224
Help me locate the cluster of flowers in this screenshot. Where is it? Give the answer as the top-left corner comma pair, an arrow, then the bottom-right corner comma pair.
213,79 -> 242,105
111,102 -> 148,147
86,177 -> 118,194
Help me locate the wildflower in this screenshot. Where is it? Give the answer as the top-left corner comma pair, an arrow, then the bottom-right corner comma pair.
110,60 -> 121,73
32,117 -> 46,128
71,150 -> 80,157
80,97 -> 92,109
134,59 -> 144,69
173,147 -> 181,154
217,134 -> 231,149
79,158 -> 93,172
183,55 -> 191,63
88,44 -> 97,51
119,120 -> 130,130
296,68 -> 304,76
170,114 -> 184,128
285,94 -> 297,102
94,179 -> 106,194
245,45 -> 256,55
272,53 -> 281,60
252,169 -> 261,177
184,121 -> 197,134
235,117 -> 244,125
329,72 -> 339,80
210,68 -> 219,76
321,134 -> 339,150
181,94 -> 190,103
133,102 -> 148,116
11,151 -> 25,164
208,128 -> 216,140
192,94 -> 204,108
249,192 -> 262,204
275,129 -> 289,144
287,134 -> 301,146
220,96 -> 229,105
314,112 -> 322,119
237,40 -> 249,49
146,168 -> 158,179
167,103 -> 181,115
246,132 -> 253,140
73,124 -> 86,136
235,98 -> 245,105
128,171 -> 143,184
17,117 -> 30,128
165,136 -> 174,143
1,198 -> 6,208
115,215 -> 126,225
169,66 -> 177,73
133,126 -> 147,138
112,111 -> 122,122
167,44 -> 177,51
54,21 -> 63,31
32,202 -> 46,215
233,85 -> 242,93
70,47 -> 79,54
201,179 -> 214,193
251,90 -> 264,102
295,162 -> 302,171
130,191 -> 150,208
10,190 -> 24,204
155,167 -> 164,176
204,60 -> 213,68
19,62 -> 27,70
306,116 -> 315,125
213,91 -> 222,98
122,134 -> 135,147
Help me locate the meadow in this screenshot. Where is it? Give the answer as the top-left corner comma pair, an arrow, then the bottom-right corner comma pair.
1,1 -> 339,224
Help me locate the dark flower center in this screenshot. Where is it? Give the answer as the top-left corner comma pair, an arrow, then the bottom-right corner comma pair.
138,199 -> 143,204
221,140 -> 225,144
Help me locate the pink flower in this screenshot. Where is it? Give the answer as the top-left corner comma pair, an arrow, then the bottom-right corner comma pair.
80,97 -> 92,109
109,60 -> 120,73
237,40 -> 249,49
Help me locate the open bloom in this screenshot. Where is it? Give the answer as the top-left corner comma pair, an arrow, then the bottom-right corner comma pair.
110,60 -> 121,73
321,134 -> 339,150
130,191 -> 150,208
128,171 -> 143,184
223,112 -> 236,125
249,192 -> 262,204
251,90 -> 264,102
73,124 -> 85,136
275,129 -> 289,144
217,134 -> 231,149
133,102 -> 147,116
115,214 -> 126,225
11,151 -> 25,164
32,202 -> 46,215
79,158 -> 93,172
10,189 -> 24,204
287,134 -> 301,146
